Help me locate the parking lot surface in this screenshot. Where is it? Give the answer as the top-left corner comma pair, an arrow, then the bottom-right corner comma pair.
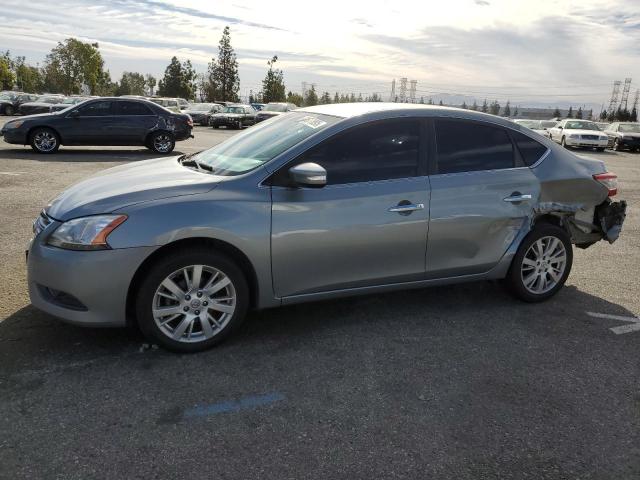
0,120 -> 638,479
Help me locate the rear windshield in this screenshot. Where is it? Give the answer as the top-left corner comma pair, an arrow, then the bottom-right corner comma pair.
264,104 -> 288,112
191,112 -> 339,175
223,106 -> 246,114
190,104 -> 215,111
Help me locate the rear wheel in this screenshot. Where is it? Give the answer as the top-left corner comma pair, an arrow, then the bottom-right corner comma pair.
4,105 -> 14,116
596,147 -> 605,152
29,127 -> 60,154
613,138 -> 621,151
147,131 -> 175,154
505,224 -> 573,302
135,249 -> 249,352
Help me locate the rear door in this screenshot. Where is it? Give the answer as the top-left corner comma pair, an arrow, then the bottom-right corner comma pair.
110,101 -> 158,145
425,118 -> 542,278
270,118 -> 430,298
59,100 -> 114,145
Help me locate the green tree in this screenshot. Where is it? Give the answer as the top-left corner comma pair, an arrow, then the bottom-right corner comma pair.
419,96 -> 424,104
599,109 -> 608,120
0,52 -> 16,90
481,99 -> 488,113
503,100 -> 511,117
567,106 -> 573,118
513,106 -> 519,117
553,107 -> 561,118
461,101 -> 467,109
115,71 -> 147,96
438,100 -> 444,106
304,84 -> 318,106
489,100 -> 501,115
471,100 -> 478,111
333,92 -> 339,103
319,91 -> 331,104
427,98 -> 433,105
207,26 -> 240,102
42,38 -> 107,94
286,91 -> 303,106
157,57 -> 197,99
261,55 -> 285,103
575,107 -> 583,119
145,74 -> 156,96
631,107 -> 638,122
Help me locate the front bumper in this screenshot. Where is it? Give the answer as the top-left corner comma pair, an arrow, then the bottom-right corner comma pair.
210,117 -> 242,127
618,137 -> 640,149
27,231 -> 158,327
565,136 -> 608,148
0,128 -> 27,144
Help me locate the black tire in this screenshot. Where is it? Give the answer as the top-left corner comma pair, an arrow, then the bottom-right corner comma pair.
4,105 -> 14,116
560,136 -> 570,149
505,224 -> 573,303
147,131 -> 175,154
596,147 -> 605,152
613,139 -> 621,151
135,248 -> 250,353
29,127 -> 60,154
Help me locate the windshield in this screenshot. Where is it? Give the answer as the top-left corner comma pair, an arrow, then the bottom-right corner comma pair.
514,120 -> 540,129
36,96 -> 62,104
190,112 -> 340,175
618,123 -> 640,133
264,104 -> 288,112
0,93 -> 15,100
564,121 -> 599,130
190,104 -> 214,111
222,106 -> 246,114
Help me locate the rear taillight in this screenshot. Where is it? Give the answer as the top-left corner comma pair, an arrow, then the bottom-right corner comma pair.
593,172 -> 618,197
186,116 -> 193,127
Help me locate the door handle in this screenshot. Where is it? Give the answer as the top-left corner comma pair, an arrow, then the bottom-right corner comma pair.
503,193 -> 532,203
388,203 -> 425,213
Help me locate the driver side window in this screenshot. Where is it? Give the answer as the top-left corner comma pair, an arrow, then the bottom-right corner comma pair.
77,101 -> 113,117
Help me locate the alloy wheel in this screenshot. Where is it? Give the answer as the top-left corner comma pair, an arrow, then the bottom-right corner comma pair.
33,131 -> 57,152
153,134 -> 173,153
520,236 -> 567,294
152,265 -> 236,343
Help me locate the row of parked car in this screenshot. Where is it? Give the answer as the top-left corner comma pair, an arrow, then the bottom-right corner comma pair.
183,102 -> 298,128
513,118 -> 640,152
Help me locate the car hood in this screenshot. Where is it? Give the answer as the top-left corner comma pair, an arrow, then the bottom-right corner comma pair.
619,132 -> 640,138
564,129 -> 607,136
47,156 -> 220,221
214,113 -> 244,118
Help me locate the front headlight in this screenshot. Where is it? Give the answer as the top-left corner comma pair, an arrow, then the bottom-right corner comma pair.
4,120 -> 24,129
47,215 -> 127,250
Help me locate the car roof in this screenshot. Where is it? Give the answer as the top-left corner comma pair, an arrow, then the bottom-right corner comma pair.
298,102 -> 520,128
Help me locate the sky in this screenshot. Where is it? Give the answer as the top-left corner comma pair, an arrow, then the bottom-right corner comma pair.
1,0 -> 640,107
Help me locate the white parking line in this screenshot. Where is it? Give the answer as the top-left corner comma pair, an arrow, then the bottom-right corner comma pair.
0,172 -> 23,176
586,311 -> 640,335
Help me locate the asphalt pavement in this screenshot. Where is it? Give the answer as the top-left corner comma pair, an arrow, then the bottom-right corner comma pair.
0,119 -> 638,479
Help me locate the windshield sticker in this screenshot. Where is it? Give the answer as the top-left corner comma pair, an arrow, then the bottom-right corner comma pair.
298,115 -> 327,129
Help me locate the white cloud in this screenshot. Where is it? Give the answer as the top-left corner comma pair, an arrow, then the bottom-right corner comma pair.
1,0 -> 639,105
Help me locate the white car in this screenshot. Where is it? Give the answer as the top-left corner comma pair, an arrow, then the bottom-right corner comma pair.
547,119 -> 608,151
513,119 -> 555,138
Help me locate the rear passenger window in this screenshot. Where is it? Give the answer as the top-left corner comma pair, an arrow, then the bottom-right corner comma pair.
511,130 -> 548,166
435,119 -> 514,174
117,101 -> 152,115
298,119 -> 420,185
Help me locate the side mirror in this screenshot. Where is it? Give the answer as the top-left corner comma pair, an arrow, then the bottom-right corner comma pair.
289,162 -> 327,188
557,126 -> 563,130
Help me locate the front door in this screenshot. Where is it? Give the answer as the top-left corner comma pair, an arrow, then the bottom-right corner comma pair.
270,118 -> 430,298
426,118 -> 540,278
60,100 -> 114,145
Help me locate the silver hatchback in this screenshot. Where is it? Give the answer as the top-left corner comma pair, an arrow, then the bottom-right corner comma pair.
27,104 -> 627,352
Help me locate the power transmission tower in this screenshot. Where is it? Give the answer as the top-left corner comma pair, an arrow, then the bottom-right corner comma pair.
633,89 -> 639,111
409,80 -> 417,103
390,79 -> 396,102
621,77 -> 632,109
399,77 -> 407,103
301,82 -> 308,97
608,80 -> 621,112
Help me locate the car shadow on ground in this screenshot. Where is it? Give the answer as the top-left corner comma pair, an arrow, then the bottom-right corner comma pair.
0,282 -> 635,373
0,148 -> 188,162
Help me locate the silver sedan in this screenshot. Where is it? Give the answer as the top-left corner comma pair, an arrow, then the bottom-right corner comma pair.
27,104 -> 627,352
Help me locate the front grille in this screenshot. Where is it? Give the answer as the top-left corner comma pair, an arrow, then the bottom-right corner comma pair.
582,135 -> 599,140
33,210 -> 52,236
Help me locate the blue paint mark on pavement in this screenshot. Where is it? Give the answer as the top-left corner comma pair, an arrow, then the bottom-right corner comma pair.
184,392 -> 286,418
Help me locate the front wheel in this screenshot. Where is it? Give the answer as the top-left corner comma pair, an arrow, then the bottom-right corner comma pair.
135,249 -> 249,352
560,136 -> 570,149
148,131 -> 175,154
505,224 -> 573,302
613,139 -> 621,151
4,105 -> 14,116
596,147 -> 605,152
29,127 -> 60,154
